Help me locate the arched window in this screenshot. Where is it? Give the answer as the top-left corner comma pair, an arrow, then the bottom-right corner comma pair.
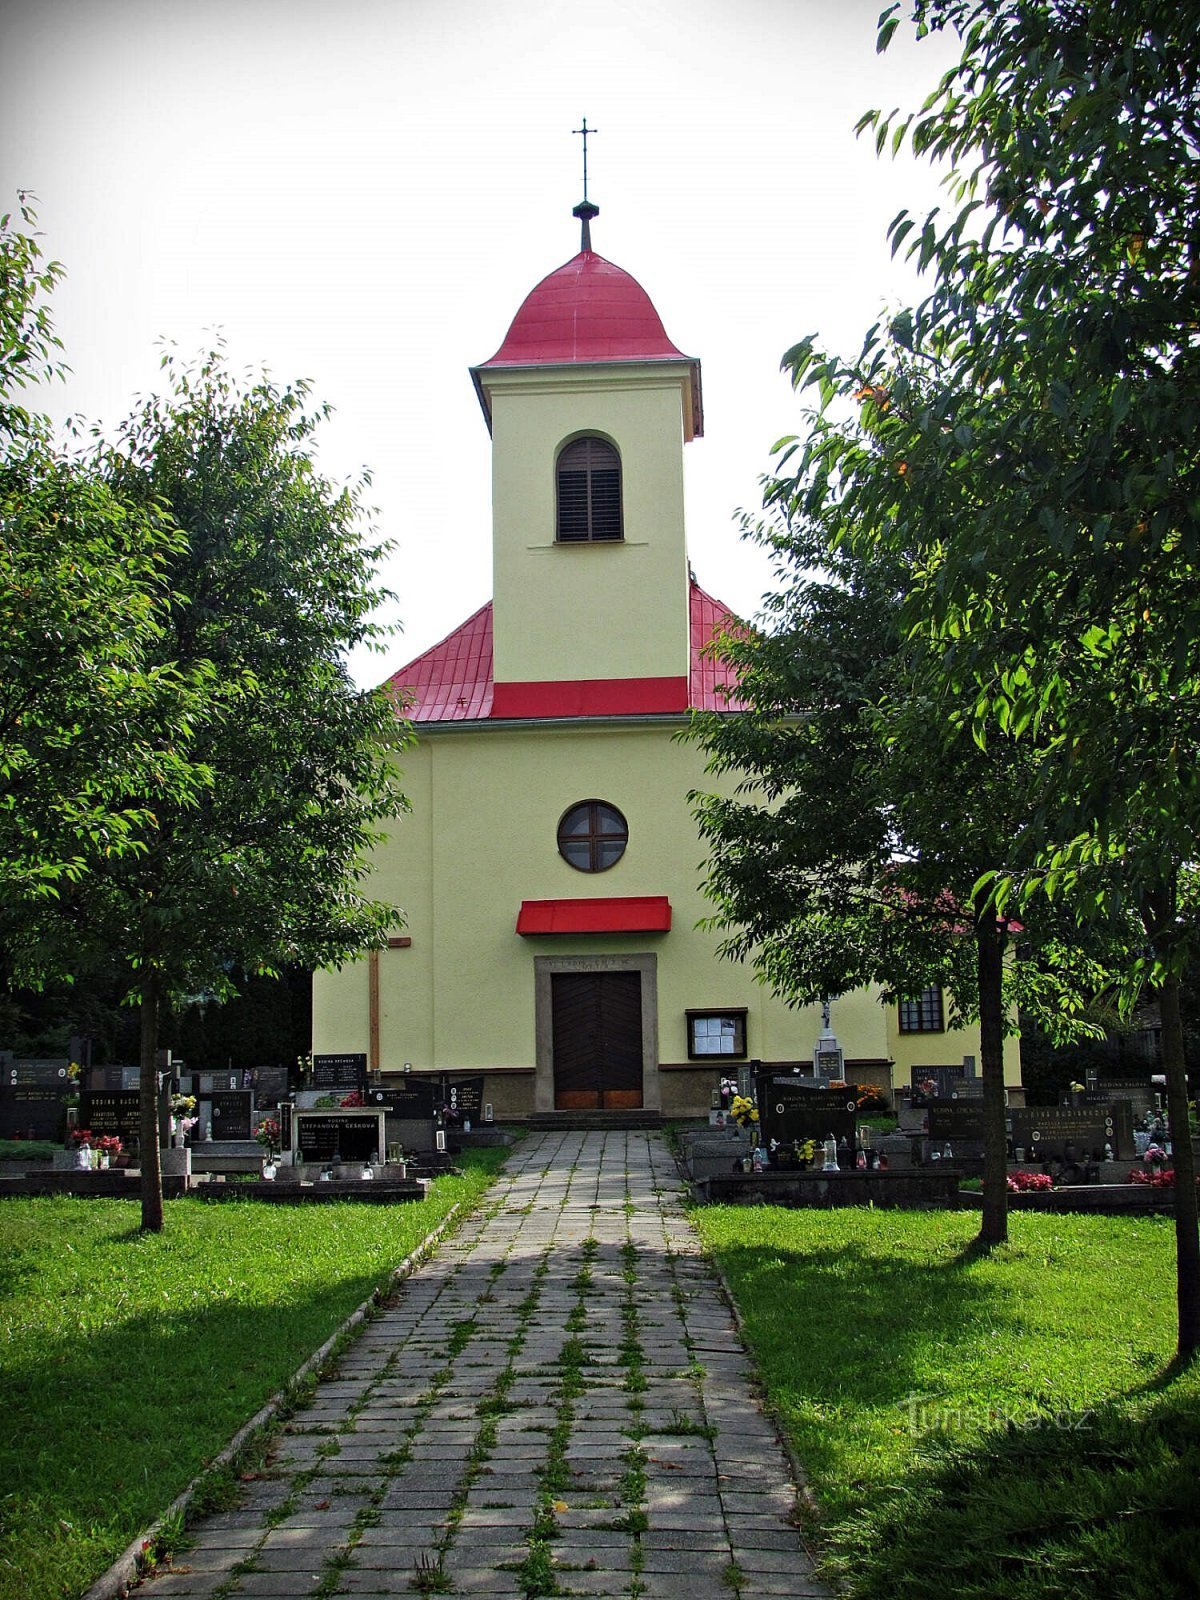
556,437 -> 622,543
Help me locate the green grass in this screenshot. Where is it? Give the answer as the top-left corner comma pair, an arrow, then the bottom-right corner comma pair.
0,1149 -> 508,1600
695,1205 -> 1200,1600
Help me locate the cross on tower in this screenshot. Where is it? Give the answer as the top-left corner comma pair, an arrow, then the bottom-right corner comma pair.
572,118 -> 600,250
573,117 -> 598,202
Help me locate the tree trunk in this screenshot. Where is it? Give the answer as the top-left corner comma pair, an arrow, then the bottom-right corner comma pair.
139,967 -> 164,1233
1157,969 -> 1200,1362
976,906 -> 1009,1247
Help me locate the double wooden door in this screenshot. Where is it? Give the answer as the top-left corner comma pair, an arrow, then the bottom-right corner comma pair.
551,971 -> 644,1110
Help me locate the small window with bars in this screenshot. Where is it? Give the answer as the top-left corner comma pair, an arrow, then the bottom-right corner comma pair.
556,437 -> 622,542
898,986 -> 945,1033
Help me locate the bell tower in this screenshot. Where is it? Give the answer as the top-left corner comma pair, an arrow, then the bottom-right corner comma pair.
469,204 -> 703,719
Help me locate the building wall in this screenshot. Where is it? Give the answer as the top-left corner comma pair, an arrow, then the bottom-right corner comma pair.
486,367 -> 692,689
312,719 -> 1020,1111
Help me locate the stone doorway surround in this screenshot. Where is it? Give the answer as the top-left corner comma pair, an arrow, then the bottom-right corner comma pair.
534,952 -> 661,1114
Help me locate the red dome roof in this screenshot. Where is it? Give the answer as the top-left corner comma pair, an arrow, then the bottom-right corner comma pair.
480,249 -> 690,367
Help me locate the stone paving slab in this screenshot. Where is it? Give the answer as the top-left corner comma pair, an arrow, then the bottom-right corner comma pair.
143,1131 -> 831,1600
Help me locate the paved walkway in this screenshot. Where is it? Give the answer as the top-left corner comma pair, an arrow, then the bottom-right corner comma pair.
148,1132 -> 831,1599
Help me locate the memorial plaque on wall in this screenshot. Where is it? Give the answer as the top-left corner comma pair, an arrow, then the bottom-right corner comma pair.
0,1086 -> 68,1139
311,1053 -> 368,1092
79,1090 -> 141,1144
445,1076 -> 484,1121
755,1076 -> 858,1146
210,1091 -> 253,1141
1009,1106 -> 1116,1162
296,1114 -> 380,1162
927,1098 -> 986,1140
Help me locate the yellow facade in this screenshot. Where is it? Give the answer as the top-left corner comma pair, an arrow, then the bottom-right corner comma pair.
486,367 -> 692,689
312,723 -> 1020,1108
313,229 -> 1021,1117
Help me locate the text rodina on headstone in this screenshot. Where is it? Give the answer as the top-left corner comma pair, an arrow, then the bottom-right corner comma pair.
754,1074 -> 858,1147
311,1053 -> 368,1092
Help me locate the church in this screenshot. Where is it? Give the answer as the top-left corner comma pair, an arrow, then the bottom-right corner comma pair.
311,198 -> 1019,1120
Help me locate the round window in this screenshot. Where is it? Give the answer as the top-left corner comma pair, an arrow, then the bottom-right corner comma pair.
557,801 -> 628,873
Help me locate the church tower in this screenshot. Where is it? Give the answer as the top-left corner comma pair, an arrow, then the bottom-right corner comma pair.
470,205 -> 703,717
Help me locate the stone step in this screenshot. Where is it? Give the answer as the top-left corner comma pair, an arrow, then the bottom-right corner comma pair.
524,1110 -> 665,1131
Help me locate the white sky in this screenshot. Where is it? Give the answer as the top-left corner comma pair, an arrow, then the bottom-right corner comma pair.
1,0 -> 960,686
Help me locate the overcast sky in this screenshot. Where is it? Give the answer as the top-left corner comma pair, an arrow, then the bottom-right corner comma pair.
1,0 -> 961,685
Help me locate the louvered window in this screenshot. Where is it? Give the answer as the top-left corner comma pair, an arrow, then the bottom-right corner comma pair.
556,437 -> 622,542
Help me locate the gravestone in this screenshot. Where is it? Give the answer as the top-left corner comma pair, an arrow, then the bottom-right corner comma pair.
1009,1104 -> 1131,1163
6,1058 -> 71,1087
927,1098 -> 986,1141
210,1091 -> 253,1140
79,1090 -> 141,1145
295,1111 -> 384,1164
366,1080 -> 435,1117
311,1053 -> 368,1093
253,1065 -> 290,1102
755,1073 -> 858,1148
444,1076 -> 484,1124
909,1065 -> 966,1099
0,1087 -> 68,1139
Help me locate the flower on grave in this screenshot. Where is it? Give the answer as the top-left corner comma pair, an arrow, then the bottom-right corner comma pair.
68,1127 -> 95,1147
1007,1170 -> 1053,1192
1129,1166 -> 1175,1188
729,1094 -> 759,1129
796,1139 -> 817,1166
169,1093 -> 197,1118
255,1117 -> 281,1151
719,1077 -> 737,1107
1068,1081 -> 1086,1094
95,1134 -> 123,1155
67,1060 -> 82,1082
339,1090 -> 364,1108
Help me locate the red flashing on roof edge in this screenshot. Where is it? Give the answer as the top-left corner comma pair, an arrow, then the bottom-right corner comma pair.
516,897 -> 672,936
493,677 -> 688,719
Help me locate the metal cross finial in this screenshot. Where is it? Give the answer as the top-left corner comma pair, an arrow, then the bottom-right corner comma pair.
573,118 -> 598,202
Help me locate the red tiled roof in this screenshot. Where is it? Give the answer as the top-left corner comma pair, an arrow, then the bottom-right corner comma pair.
385,581 -> 746,723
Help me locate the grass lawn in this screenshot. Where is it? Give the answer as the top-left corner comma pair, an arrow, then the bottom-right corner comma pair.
695,1205 -> 1200,1600
0,1149 -> 508,1600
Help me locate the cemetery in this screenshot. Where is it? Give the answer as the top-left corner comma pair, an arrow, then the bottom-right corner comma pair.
0,1048 -> 502,1203
676,1058 -> 1193,1216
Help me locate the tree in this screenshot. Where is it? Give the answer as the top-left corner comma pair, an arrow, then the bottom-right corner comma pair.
93,350 -> 410,1231
766,0 -> 1199,1355
690,504 -> 1113,1246
1,200 -> 210,964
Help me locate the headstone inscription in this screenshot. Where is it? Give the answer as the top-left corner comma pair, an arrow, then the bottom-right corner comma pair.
79,1090 -> 141,1145
366,1080 -> 435,1117
0,1087 -> 67,1139
1009,1105 -> 1129,1163
909,1065 -> 966,1100
210,1091 -> 253,1140
6,1058 -> 70,1086
311,1053 -> 368,1092
754,1074 -> 858,1147
926,1098 -> 986,1140
296,1113 -> 381,1162
444,1076 -> 485,1123
253,1065 -> 290,1102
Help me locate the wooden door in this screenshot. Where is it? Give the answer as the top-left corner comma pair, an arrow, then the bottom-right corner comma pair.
551,971 -> 644,1110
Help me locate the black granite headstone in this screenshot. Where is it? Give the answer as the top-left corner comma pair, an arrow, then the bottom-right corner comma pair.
79,1090 -> 141,1144
1009,1105 -> 1124,1162
927,1098 -> 986,1140
444,1076 -> 484,1121
755,1075 -> 858,1147
366,1080 -> 436,1117
210,1091 -> 253,1140
5,1058 -> 71,1087
296,1113 -> 380,1162
311,1053 -> 368,1092
0,1086 -> 67,1139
